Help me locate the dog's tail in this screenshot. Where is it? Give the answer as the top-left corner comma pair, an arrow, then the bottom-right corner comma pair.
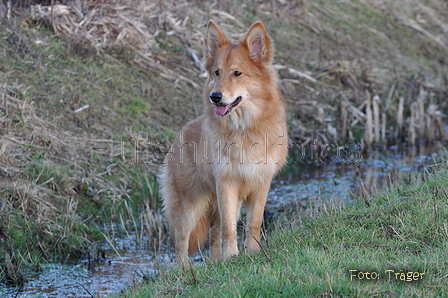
188,215 -> 210,255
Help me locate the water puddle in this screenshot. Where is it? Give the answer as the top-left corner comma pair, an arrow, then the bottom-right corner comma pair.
1,141 -> 446,297
1,234 -> 173,298
267,141 -> 447,211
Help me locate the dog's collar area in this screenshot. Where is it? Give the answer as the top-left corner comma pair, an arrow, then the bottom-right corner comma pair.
213,96 -> 242,116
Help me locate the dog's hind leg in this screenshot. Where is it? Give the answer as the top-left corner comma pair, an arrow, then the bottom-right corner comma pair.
188,215 -> 211,256
171,216 -> 193,269
169,193 -> 211,267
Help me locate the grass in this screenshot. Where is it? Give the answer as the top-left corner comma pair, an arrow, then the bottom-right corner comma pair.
1,13 -> 168,285
0,0 -> 447,293
121,166 -> 448,297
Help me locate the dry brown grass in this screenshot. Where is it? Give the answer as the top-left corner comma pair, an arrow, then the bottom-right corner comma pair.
25,0 -> 448,149
0,83 -> 87,261
0,74 -> 165,284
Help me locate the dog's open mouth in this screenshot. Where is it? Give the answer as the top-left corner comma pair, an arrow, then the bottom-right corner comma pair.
214,96 -> 242,116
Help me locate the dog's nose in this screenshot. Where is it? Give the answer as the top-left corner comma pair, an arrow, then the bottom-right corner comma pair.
210,92 -> 223,104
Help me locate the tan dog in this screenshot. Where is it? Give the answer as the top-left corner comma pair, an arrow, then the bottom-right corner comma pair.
160,21 -> 288,266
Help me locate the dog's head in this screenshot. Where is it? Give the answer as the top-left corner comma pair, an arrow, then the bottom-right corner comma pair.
204,21 -> 275,118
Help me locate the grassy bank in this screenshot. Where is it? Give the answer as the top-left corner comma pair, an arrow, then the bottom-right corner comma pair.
122,166 -> 448,297
1,0 -> 447,291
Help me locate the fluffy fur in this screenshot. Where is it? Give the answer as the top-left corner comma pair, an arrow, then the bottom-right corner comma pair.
160,21 -> 288,266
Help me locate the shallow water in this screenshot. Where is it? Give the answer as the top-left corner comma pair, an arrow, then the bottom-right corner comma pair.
1,234 -> 174,298
1,141 -> 446,297
267,142 -> 446,211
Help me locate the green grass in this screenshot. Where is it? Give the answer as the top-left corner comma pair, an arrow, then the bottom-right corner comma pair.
122,168 -> 448,297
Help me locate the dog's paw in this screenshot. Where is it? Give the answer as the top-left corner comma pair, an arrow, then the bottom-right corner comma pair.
244,238 -> 261,254
222,246 -> 239,259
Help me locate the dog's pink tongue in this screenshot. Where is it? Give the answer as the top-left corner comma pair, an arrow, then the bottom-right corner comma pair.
215,105 -> 230,116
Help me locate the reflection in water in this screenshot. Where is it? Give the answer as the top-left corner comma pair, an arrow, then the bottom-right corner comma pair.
267,142 -> 446,211
1,234 -> 173,298
1,142 -> 446,297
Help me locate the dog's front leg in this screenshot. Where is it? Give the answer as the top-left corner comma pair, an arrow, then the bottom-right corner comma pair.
217,183 -> 240,259
210,217 -> 222,259
244,182 -> 270,253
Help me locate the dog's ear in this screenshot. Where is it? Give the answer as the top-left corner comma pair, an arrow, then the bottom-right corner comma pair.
243,22 -> 274,64
205,21 -> 230,58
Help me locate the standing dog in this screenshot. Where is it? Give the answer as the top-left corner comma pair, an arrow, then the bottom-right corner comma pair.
161,21 -> 288,265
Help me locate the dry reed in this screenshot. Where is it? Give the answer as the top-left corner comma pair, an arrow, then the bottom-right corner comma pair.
25,0 -> 447,149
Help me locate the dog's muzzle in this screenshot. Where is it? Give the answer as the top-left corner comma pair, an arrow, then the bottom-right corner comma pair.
210,92 -> 243,117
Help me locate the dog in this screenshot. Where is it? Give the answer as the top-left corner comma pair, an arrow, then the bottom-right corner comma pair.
160,20 -> 288,266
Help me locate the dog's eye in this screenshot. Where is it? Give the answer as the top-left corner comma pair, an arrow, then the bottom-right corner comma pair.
214,70 -> 220,76
234,71 -> 242,77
